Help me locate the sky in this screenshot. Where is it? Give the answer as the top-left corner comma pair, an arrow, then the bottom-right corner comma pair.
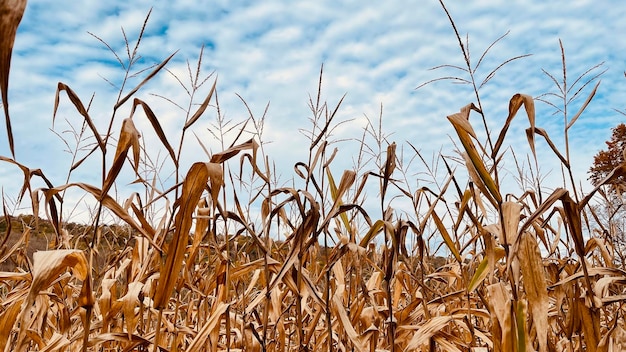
2,0 -> 625,224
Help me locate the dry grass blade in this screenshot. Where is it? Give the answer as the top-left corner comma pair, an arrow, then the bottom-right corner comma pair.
526,127 -> 569,167
210,138 -> 258,164
0,297 -> 23,351
183,78 -> 217,130
492,93 -> 535,159
519,187 -> 568,234
0,0 -> 27,157
448,104 -> 502,204
153,162 -> 209,309
518,231 -> 549,352
567,80 -> 600,130
431,211 -> 462,262
54,82 -> 105,151
404,315 -> 465,351
501,201 -> 521,246
16,250 -> 89,350
332,283 -> 367,352
28,250 -> 89,299
114,50 -> 178,110
131,98 -> 178,167
487,282 -> 514,352
186,302 -> 230,351
103,118 -> 140,196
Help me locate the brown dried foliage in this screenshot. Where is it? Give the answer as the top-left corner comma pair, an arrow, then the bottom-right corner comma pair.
1,3 -> 626,352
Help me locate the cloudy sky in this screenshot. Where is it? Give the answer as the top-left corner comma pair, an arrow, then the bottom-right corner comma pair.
2,0 -> 625,222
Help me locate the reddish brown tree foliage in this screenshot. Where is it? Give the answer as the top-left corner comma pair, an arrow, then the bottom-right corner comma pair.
588,123 -> 626,188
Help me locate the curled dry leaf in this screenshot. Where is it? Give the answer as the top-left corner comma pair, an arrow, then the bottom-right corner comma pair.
103,117 -> 140,196
492,93 -> 535,160
131,98 -> 178,167
153,162 -> 209,309
448,105 -> 502,204
501,201 -> 521,246
54,83 -> 104,151
0,0 -> 27,157
29,250 -> 89,298
518,231 -> 549,352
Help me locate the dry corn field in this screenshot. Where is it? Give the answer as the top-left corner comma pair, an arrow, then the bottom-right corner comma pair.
2,2 -> 626,352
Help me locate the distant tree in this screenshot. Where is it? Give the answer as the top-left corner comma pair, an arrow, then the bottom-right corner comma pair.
588,123 -> 626,268
588,123 -> 626,190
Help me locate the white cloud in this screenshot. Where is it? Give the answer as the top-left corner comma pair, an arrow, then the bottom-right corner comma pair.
2,0 -> 625,223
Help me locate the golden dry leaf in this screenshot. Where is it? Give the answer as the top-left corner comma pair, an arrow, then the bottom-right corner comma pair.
486,282 -> 514,352
54,83 -> 104,151
210,138 -> 258,164
42,182 -> 155,247
404,315 -> 467,351
184,78 -> 217,130
103,118 -> 140,196
0,297 -> 24,350
501,201 -> 522,246
381,142 -> 396,202
186,302 -> 229,351
118,281 -> 144,339
0,0 -> 27,157
492,93 -> 535,160
131,98 -> 178,167
518,231 -> 548,352
153,162 -> 209,309
332,284 -> 367,352
38,332 -> 69,352
431,211 -> 462,263
30,250 -> 89,296
114,50 -> 177,110
206,162 -> 224,207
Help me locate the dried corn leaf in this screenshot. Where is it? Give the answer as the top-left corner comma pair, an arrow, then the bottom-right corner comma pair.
131,98 -> 178,167
501,201 -> 521,246
184,78 -> 217,130
332,284 -> 367,352
210,138 -> 258,164
118,281 -> 144,339
404,315 -> 463,351
567,80 -> 600,130
518,231 -> 548,352
103,118 -> 140,196
54,83 -> 104,151
39,332 -> 69,352
431,211 -> 462,262
29,250 -> 89,298
0,0 -> 27,157
381,142 -> 396,202
487,282 -> 514,352
0,297 -> 24,350
114,51 -> 177,110
206,162 -> 224,207
526,127 -> 569,167
153,162 -> 209,309
449,110 -> 502,204
187,302 -> 230,351
492,93 -> 535,159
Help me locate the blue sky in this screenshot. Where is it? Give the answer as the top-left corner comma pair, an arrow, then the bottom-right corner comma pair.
2,0 -> 625,222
